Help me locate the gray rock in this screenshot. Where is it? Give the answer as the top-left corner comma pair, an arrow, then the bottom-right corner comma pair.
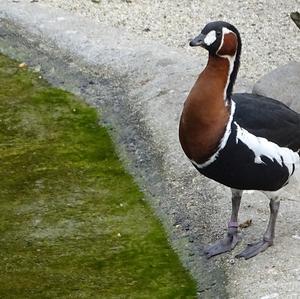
253,62 -> 300,112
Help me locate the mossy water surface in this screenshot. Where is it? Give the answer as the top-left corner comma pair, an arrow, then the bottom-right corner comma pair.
0,54 -> 197,298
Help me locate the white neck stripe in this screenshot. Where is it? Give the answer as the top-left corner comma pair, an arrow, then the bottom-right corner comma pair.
216,28 -> 237,102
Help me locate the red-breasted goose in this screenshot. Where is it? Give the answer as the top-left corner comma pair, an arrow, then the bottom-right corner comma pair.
179,21 -> 300,259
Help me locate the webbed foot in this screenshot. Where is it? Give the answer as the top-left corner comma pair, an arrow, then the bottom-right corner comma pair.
235,239 -> 272,259
204,230 -> 241,258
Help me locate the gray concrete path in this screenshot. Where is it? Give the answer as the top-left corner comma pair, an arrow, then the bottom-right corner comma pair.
0,2 -> 299,298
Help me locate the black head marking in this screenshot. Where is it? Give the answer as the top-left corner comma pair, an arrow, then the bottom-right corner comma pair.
189,21 -> 243,100
200,21 -> 241,56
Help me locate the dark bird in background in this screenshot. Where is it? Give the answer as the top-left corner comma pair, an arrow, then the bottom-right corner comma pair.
179,21 -> 300,259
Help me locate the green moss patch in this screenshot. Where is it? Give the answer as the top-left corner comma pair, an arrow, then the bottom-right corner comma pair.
0,54 -> 197,298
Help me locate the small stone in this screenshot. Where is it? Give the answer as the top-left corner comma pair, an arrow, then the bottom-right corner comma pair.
33,65 -> 41,72
290,12 -> 300,29
91,0 -> 100,3
18,62 -> 27,68
229,259 -> 235,264
260,293 -> 279,299
239,219 -> 252,229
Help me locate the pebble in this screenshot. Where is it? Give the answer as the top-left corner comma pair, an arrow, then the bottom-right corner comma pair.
229,259 -> 235,265
260,293 -> 279,299
292,234 -> 300,240
18,62 -> 27,68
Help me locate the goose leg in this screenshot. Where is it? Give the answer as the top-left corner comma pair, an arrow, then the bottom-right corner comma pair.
205,189 -> 242,258
236,198 -> 280,259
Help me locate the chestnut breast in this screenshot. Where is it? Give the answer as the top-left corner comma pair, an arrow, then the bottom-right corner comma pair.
179,56 -> 230,163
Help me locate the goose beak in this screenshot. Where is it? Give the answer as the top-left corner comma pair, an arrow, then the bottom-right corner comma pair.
189,33 -> 206,47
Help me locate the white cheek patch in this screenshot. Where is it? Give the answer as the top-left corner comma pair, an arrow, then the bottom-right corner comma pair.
204,30 -> 217,46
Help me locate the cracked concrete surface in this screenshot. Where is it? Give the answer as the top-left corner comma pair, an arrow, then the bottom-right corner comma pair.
0,2 -> 299,298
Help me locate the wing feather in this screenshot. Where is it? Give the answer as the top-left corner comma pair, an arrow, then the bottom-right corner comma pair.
232,93 -> 300,151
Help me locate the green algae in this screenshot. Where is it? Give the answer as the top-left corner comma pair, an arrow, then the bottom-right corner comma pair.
0,54 -> 197,298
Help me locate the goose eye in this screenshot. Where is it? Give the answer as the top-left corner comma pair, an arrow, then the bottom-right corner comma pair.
216,31 -> 222,36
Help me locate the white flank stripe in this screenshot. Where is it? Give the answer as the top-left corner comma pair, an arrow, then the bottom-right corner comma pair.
235,122 -> 300,175
191,101 -> 236,169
